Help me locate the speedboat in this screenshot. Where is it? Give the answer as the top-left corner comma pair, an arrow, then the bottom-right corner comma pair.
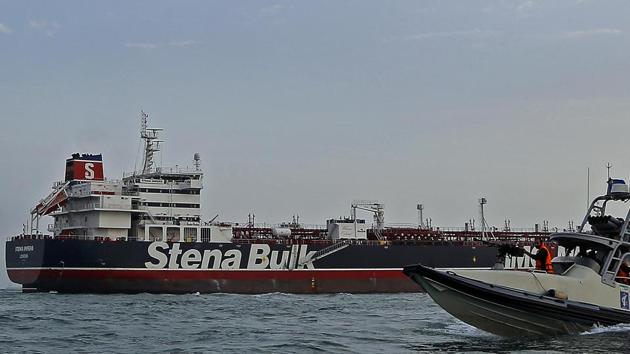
404,178 -> 630,337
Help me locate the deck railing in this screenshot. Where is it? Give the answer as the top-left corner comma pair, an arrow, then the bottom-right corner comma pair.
9,233 -> 551,247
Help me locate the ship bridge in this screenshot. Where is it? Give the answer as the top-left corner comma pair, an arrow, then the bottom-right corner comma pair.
119,112 -> 231,243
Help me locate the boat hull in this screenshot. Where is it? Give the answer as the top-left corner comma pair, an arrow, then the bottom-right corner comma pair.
403,264 -> 630,336
6,238 -> 498,294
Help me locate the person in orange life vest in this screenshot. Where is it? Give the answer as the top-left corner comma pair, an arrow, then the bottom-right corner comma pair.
617,259 -> 630,285
525,241 -> 553,273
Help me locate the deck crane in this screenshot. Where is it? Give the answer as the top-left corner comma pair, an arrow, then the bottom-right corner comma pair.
351,200 -> 385,240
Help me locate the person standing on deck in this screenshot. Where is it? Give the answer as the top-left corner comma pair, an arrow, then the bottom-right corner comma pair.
617,259 -> 630,285
525,241 -> 553,273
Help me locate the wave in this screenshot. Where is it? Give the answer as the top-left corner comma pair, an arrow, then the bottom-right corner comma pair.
581,322 -> 630,335
443,321 -> 494,337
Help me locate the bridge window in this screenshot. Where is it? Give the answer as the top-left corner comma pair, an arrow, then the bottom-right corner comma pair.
184,228 -> 197,242
166,227 -> 180,242
148,227 -> 162,241
201,228 -> 211,242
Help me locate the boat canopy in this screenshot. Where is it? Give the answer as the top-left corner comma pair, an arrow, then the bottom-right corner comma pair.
578,179 -> 630,242
551,232 -> 617,251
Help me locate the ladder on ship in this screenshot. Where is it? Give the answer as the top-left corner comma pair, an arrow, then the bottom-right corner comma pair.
603,244 -> 630,285
296,241 -> 350,268
604,255 -> 623,285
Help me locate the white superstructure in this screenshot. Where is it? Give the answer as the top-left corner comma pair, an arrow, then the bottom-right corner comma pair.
327,218 -> 367,240
32,112 -> 233,243
49,180 -> 133,239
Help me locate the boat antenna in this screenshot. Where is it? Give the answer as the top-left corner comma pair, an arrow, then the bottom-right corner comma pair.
587,167 -> 590,209
607,162 -> 612,180
479,197 -> 487,240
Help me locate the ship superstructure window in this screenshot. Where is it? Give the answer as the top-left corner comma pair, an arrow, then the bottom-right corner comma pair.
184,228 -> 197,242
201,228 -> 211,242
138,188 -> 200,194
167,227 -> 180,242
148,227 -> 163,241
137,215 -> 200,222
139,202 -> 200,208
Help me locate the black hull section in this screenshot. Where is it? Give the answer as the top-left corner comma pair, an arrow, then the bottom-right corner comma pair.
7,238 -> 499,294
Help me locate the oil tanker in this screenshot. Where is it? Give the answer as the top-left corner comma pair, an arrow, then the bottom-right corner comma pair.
5,112 -> 552,293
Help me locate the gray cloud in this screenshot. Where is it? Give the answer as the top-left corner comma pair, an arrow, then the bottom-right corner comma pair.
125,42 -> 159,49
516,0 -> 535,14
399,29 -> 501,41
260,4 -> 286,17
125,40 -> 197,49
0,23 -> 11,34
28,20 -> 61,37
562,28 -> 623,39
167,40 -> 197,47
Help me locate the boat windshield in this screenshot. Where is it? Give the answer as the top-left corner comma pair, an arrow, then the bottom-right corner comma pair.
551,236 -> 613,275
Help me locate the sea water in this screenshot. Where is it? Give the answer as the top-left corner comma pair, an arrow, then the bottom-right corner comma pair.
1,289 -> 629,353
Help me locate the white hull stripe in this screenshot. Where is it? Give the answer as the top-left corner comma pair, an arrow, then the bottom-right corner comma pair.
6,267 -> 487,272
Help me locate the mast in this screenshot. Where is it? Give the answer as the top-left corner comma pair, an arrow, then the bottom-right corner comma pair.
479,197 -> 487,240
140,111 -> 163,174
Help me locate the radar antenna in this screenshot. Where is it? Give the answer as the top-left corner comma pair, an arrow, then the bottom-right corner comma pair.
140,110 -> 163,174
606,162 -> 613,180
417,204 -> 424,229
194,153 -> 201,171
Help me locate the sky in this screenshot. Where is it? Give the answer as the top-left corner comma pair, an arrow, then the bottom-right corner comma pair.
2,0 -> 630,287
